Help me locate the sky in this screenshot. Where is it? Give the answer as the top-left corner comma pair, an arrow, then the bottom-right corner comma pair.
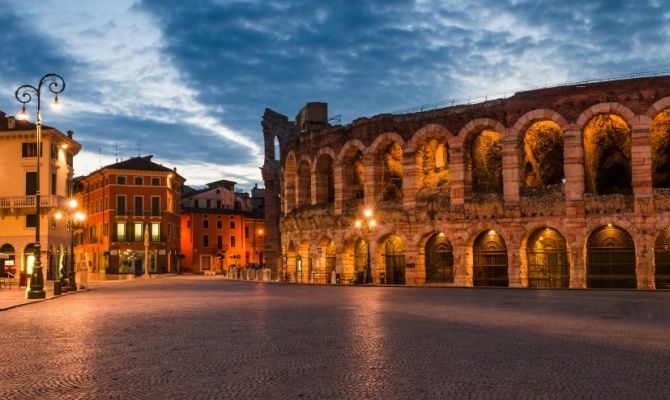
0,0 -> 668,190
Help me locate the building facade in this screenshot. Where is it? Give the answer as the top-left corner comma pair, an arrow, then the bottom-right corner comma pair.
75,156 -> 185,275
180,180 -> 265,273
262,76 -> 670,289
0,111 -> 81,286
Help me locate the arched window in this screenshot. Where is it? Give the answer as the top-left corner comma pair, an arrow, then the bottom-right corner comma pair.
522,121 -> 564,189
651,109 -> 670,188
315,154 -> 334,204
469,130 -> 502,194
583,114 -> 632,195
384,235 -> 405,284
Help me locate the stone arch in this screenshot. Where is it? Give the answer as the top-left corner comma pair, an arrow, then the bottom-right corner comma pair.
471,228 -> 509,287
524,226 -> 569,288
582,113 -> 632,195
654,226 -> 670,289
510,109 -> 570,140
284,152 -> 297,212
286,240 -> 297,281
367,132 -> 404,202
576,102 -> 636,130
409,124 -> 454,195
0,243 -> 16,277
314,148 -> 336,204
459,119 -> 505,196
646,96 -> 670,120
585,224 -> 637,288
520,119 -> 565,190
317,236 -> 337,284
650,107 -> 670,188
339,140 -> 366,203
296,156 -> 312,206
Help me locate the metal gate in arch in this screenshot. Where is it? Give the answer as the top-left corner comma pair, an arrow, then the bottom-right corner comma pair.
473,230 -> 509,287
655,226 -> 670,289
425,233 -> 454,283
526,228 -> 569,288
586,225 -> 636,288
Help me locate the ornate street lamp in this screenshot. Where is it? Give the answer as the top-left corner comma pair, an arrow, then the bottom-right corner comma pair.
354,208 -> 376,284
15,73 -> 66,299
54,199 -> 85,292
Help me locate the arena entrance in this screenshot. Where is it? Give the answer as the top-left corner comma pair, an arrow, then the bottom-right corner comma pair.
473,230 -> 509,287
526,228 -> 569,288
655,226 -> 670,289
384,235 -> 405,285
586,225 -> 636,288
424,233 -> 454,284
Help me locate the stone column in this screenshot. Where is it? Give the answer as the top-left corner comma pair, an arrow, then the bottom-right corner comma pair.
403,150 -> 419,210
502,130 -> 521,205
636,232 -> 655,289
563,127 -> 585,218
333,161 -> 343,215
567,230 -> 586,288
364,152 -> 377,207
450,147 -> 466,206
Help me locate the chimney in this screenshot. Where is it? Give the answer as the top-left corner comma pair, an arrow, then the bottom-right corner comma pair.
67,130 -> 73,139
7,116 -> 15,129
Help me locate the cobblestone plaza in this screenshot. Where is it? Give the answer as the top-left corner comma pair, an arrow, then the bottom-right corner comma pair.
1,277 -> 669,399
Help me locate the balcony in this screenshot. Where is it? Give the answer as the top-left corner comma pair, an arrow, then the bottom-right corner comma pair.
0,195 -> 65,210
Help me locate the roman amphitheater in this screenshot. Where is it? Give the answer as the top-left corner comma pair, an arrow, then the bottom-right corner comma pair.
261,76 -> 670,289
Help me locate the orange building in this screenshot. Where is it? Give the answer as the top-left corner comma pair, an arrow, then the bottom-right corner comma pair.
75,155 -> 185,275
180,180 -> 265,273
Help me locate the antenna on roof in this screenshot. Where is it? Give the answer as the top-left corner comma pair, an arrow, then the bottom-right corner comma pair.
98,146 -> 102,169
115,143 -> 119,163
137,139 -> 142,157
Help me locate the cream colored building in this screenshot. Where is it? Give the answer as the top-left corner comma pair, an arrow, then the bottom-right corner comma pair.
0,111 -> 81,287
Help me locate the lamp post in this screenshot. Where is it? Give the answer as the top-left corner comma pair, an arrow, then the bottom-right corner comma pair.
15,73 -> 65,299
55,199 -> 85,292
354,208 -> 376,284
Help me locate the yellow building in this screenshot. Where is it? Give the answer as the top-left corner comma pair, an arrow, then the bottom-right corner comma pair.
0,111 -> 81,287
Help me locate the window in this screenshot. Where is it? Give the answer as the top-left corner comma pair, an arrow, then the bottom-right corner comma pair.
133,223 -> 143,242
25,172 -> 37,195
216,200 -> 221,209
51,173 -> 57,195
217,235 -> 223,249
89,225 -> 97,242
117,176 -> 126,185
230,221 -> 236,230
66,152 -> 73,167
194,199 -> 199,208
151,223 -> 160,241
187,220 -> 191,228
66,179 -> 72,197
206,199 -> 211,208
22,142 -> 42,157
203,219 -> 209,229
230,236 -> 236,248
216,220 -> 222,229
50,143 -> 58,159
134,196 -> 143,216
245,226 -> 250,239
151,196 -> 160,216
26,214 -> 37,228
134,176 -> 143,185
103,222 -> 108,236
116,196 -> 126,215
151,177 -> 160,186
116,223 -> 126,241
203,235 -> 209,248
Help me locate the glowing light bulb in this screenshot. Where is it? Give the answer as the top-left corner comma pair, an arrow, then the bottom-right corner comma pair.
17,105 -> 29,121
51,95 -> 62,111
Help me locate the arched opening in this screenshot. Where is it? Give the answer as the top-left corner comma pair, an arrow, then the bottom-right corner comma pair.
522,121 -> 564,190
654,226 -> 670,289
297,160 -> 311,207
525,227 -> 569,288
586,225 -> 636,288
380,142 -> 403,202
315,154 -> 335,204
418,138 -> 450,192
468,129 -> 503,194
424,232 -> 454,283
298,240 -> 310,283
384,235 -> 405,285
473,230 -> 508,286
286,241 -> 297,282
274,136 -> 280,161
0,243 -> 16,278
22,243 -> 36,287
353,237 -> 368,284
325,239 -> 336,284
651,109 -> 670,188
284,155 -> 297,212
342,148 -> 365,203
583,114 -> 632,195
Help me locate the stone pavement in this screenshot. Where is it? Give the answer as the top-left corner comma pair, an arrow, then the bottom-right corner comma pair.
1,276 -> 669,399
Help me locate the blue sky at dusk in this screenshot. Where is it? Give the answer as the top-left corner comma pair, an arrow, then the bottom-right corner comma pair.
0,0 -> 668,189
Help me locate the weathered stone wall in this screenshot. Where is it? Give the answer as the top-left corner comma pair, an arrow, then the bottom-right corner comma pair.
262,77 -> 670,289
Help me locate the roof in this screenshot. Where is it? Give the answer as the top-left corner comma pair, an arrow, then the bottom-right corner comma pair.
206,179 -> 237,190
103,155 -> 175,173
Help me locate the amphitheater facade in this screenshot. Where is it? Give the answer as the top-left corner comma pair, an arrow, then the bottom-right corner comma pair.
261,76 -> 670,289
